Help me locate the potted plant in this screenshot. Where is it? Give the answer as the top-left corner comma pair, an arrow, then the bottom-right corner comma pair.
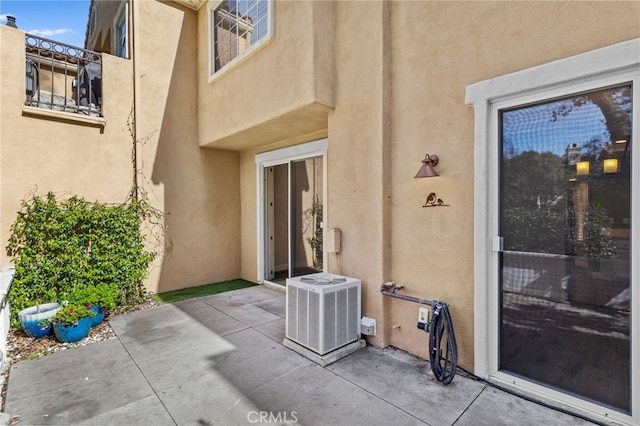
18,302 -> 60,338
9,260 -> 61,337
62,284 -> 119,327
45,303 -> 96,343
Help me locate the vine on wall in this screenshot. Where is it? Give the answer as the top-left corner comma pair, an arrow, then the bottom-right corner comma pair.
5,108 -> 167,328
6,192 -> 160,327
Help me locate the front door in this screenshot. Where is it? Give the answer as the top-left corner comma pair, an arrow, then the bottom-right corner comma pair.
499,85 -> 632,413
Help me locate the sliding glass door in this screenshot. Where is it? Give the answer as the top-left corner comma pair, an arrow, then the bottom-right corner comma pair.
498,84 -> 632,412
263,156 -> 324,285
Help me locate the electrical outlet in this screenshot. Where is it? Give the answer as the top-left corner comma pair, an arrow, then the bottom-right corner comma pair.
418,307 -> 430,323
361,316 -> 376,336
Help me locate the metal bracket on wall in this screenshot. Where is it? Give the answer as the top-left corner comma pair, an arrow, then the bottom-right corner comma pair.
422,192 -> 450,208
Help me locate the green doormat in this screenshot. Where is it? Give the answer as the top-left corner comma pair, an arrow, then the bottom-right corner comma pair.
155,279 -> 257,304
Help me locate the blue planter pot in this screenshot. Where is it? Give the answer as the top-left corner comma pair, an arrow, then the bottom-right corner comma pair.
89,305 -> 105,327
18,303 -> 60,338
53,316 -> 92,343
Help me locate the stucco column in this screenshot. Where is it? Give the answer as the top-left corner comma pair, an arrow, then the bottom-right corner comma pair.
327,1 -> 392,347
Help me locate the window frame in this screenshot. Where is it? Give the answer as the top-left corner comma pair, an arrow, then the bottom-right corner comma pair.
112,0 -> 129,59
466,39 -> 640,425
207,0 -> 274,82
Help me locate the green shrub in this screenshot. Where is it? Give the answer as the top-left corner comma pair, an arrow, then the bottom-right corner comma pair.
61,283 -> 120,311
6,192 -> 157,328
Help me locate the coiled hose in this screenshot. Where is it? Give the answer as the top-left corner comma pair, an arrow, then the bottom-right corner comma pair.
380,283 -> 458,384
379,285 -> 600,422
420,302 -> 457,384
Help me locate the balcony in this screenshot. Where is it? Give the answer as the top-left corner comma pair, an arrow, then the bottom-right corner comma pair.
24,33 -> 102,117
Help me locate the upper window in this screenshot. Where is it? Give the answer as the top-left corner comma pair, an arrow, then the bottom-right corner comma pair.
113,1 -> 128,58
209,0 -> 272,77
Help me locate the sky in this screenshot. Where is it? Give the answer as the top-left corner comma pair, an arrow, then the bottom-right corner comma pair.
502,99 -> 609,158
0,0 -> 90,48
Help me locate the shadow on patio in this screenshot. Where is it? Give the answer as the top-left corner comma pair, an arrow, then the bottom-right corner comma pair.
4,286 -> 594,425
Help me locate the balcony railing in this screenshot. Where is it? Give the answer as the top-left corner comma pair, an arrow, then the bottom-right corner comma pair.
25,33 -> 102,117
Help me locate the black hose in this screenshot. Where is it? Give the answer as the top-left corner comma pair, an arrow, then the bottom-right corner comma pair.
426,303 -> 457,384
380,283 -> 458,385
380,284 -> 600,423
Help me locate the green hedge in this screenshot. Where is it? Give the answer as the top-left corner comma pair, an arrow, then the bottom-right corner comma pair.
6,192 -> 156,328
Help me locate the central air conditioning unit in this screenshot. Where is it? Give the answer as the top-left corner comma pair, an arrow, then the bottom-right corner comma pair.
286,273 -> 361,355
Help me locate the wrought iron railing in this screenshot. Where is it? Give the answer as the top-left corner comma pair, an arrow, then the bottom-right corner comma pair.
24,33 -> 102,117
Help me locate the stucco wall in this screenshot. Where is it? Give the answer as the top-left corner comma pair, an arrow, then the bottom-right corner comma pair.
1,1 -> 242,294
0,25 -> 134,266
237,1 -> 640,369
326,0 -> 391,348
5,0 -> 637,370
196,0 -> 334,150
384,0 -> 640,367
137,1 -> 241,292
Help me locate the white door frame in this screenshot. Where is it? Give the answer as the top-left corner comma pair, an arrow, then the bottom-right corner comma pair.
265,166 -> 276,280
466,39 -> 640,425
255,139 -> 328,284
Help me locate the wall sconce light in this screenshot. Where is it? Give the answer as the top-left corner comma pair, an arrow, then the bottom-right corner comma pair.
604,158 -> 618,174
576,161 -> 589,176
415,153 -> 439,178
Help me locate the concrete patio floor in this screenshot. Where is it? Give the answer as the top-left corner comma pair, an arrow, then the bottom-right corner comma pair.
4,285 -> 595,425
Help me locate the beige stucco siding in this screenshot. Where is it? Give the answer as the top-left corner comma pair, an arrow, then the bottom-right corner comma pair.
1,1 -> 242,294
137,1 -> 241,292
3,0 -> 639,371
197,0 -> 334,150
237,0 -> 640,367
326,0 -> 391,348
0,25 -> 133,266
385,0 -> 640,367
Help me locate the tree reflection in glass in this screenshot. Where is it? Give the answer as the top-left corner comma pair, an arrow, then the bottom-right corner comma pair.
499,84 -> 632,412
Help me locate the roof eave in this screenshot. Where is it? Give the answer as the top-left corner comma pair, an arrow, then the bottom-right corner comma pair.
171,0 -> 207,11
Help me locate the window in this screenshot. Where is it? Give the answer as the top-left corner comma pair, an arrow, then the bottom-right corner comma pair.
466,39 -> 639,425
113,1 -> 128,58
209,0 -> 272,77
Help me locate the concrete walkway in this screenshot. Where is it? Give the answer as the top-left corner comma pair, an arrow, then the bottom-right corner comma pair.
4,286 -> 594,425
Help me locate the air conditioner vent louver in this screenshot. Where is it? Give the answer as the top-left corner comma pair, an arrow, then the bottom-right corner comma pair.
286,273 -> 361,355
